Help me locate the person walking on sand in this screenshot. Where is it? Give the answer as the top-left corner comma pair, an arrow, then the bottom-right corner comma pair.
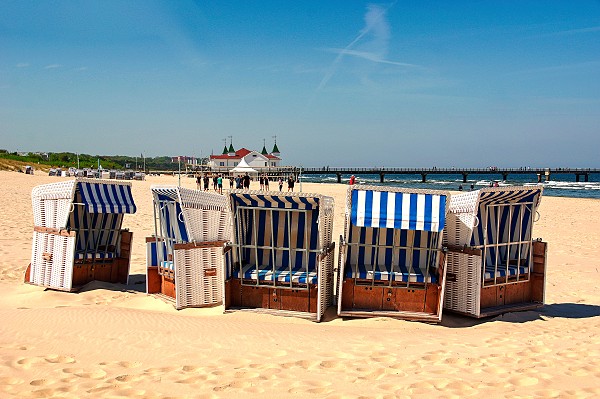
259,175 -> 264,190
203,175 -> 209,191
349,175 -> 356,185
264,175 -> 269,191
196,175 -> 201,190
217,174 -> 223,194
229,176 -> 234,190
213,175 -> 218,191
287,176 -> 295,192
278,177 -> 283,191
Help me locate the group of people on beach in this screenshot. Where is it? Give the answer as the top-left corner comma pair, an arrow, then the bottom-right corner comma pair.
195,173 -> 297,193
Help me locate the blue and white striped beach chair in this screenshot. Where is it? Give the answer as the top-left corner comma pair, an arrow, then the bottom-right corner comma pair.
337,185 -> 451,322
28,179 -> 136,292
443,186 -> 547,318
147,186 -> 231,310
225,190 -> 335,322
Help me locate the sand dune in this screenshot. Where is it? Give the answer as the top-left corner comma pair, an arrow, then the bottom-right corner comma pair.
1,171 -> 599,398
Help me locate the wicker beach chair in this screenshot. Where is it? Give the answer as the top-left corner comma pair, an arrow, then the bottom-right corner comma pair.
26,179 -> 136,291
337,185 -> 455,322
444,186 -> 547,318
146,186 -> 231,309
225,190 -> 335,322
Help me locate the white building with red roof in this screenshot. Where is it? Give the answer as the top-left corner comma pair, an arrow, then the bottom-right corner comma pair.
208,142 -> 281,170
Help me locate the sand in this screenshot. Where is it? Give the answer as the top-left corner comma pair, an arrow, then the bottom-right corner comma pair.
1,170 -> 600,398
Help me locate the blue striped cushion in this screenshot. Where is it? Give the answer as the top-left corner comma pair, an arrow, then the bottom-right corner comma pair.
484,265 -> 528,280
75,251 -> 115,260
345,264 -> 437,284
234,264 -> 319,285
160,261 -> 175,271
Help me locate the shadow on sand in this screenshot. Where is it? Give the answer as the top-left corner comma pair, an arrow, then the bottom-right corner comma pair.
59,273 -> 148,294
441,303 -> 600,328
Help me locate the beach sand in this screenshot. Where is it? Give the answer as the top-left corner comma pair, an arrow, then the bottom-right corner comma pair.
1,170 -> 599,398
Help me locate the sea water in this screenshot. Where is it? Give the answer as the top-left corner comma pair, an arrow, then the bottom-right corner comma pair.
299,173 -> 600,199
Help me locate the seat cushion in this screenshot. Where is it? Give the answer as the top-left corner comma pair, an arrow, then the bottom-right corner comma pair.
75,251 -> 115,260
346,264 -> 437,284
234,264 -> 318,285
484,265 -> 528,280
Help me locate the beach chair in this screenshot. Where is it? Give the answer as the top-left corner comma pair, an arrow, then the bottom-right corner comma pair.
444,186 -> 547,318
146,186 -> 231,309
337,185 -> 453,322
26,179 -> 136,291
225,190 -> 335,322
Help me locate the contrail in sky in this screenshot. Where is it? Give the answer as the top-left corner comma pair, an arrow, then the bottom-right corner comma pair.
317,3 -> 398,91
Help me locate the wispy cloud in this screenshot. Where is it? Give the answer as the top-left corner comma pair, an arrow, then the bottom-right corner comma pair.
508,60 -> 600,76
74,66 -> 88,71
536,26 -> 600,38
16,63 -> 29,68
323,48 -> 417,67
44,64 -> 61,69
317,3 -> 414,91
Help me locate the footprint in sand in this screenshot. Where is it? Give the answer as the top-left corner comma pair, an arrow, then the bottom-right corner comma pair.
0,376 -> 23,385
30,388 -> 60,398
508,376 -> 539,387
44,354 -> 76,364
114,374 -> 144,383
13,357 -> 42,369
294,359 -> 320,370
565,367 -> 589,377
118,361 -> 142,369
29,379 -> 52,386
319,360 -> 343,370
176,375 -> 208,384
62,367 -> 107,379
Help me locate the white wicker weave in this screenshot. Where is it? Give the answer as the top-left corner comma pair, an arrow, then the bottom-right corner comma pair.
148,186 -> 231,309
174,246 -> 224,309
29,179 -> 134,291
443,186 -> 544,317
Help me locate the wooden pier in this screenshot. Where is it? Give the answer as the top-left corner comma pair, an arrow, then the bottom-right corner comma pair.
298,167 -> 599,183
148,166 -> 598,184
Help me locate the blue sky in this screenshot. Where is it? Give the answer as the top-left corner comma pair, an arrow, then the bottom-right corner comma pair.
1,1 -> 599,167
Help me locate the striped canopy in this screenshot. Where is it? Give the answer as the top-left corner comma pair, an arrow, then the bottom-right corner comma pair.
231,193 -> 319,210
77,182 -> 136,214
351,190 -> 447,232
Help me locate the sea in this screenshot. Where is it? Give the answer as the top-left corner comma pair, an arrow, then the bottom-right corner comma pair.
298,173 -> 600,199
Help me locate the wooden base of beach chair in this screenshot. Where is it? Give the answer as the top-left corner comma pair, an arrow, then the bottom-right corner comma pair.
70,257 -> 130,290
146,266 -> 176,299
225,278 -> 318,317
339,278 -> 443,322
446,241 -> 547,318
24,263 -> 31,283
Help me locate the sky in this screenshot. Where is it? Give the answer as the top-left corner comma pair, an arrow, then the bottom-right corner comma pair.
1,1 -> 599,167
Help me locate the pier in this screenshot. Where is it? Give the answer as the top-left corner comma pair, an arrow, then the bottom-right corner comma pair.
298,167 -> 599,183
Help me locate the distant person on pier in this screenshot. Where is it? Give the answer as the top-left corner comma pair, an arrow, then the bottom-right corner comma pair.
349,175 -> 356,185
